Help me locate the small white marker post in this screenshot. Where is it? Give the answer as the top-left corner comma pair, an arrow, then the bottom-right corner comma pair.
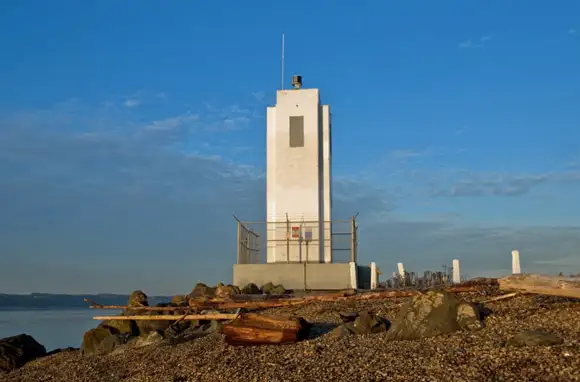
370,262 -> 377,290
452,259 -> 461,284
397,262 -> 405,278
512,250 -> 521,274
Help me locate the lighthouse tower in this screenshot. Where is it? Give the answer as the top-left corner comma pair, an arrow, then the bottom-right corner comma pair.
265,75 -> 332,264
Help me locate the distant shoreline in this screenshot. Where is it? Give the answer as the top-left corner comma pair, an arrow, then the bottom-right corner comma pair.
0,294 -> 170,311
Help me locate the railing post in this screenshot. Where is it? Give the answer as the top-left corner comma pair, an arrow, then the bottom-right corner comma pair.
350,217 -> 357,263
286,213 -> 290,263
236,221 -> 241,264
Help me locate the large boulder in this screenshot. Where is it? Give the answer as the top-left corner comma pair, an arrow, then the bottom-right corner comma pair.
0,334 -> 46,373
128,290 -> 148,307
189,283 -> 216,299
95,333 -> 130,355
81,326 -> 118,355
131,331 -> 165,348
330,311 -> 390,337
98,316 -> 138,336
215,284 -> 240,299
261,282 -> 275,294
99,290 -> 147,336
136,303 -> 176,336
241,283 -> 261,294
386,290 -> 483,340
170,295 -> 187,306
271,284 -> 287,295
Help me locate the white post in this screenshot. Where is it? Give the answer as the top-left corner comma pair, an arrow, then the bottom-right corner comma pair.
349,261 -> 358,289
370,262 -> 377,290
512,250 -> 521,274
452,259 -> 461,284
397,262 -> 405,278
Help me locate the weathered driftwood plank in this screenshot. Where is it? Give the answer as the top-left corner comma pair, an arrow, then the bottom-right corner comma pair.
222,326 -> 300,345
86,285 -> 491,313
481,292 -> 521,303
222,313 -> 310,345
498,274 -> 580,299
93,314 -> 239,321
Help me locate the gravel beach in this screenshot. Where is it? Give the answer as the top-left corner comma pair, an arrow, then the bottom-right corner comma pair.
4,292 -> 580,382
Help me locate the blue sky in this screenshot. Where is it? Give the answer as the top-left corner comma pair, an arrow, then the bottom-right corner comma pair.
1,1 -> 579,294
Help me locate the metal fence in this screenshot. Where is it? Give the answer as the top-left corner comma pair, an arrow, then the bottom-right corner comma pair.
379,265 -> 470,289
234,215 -> 358,264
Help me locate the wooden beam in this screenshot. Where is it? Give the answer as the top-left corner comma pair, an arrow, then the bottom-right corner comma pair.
87,285 -> 491,313
93,314 -> 239,321
222,313 -> 309,345
498,274 -> 580,299
482,292 -> 520,303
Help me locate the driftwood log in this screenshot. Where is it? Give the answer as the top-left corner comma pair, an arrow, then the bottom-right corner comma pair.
86,285 -> 490,313
222,313 -> 310,345
93,314 -> 239,321
498,274 -> 580,299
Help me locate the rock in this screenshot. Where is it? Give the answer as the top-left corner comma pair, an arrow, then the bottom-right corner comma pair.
506,330 -> 564,347
261,282 -> 275,294
95,333 -> 130,355
197,320 -> 222,334
170,295 -> 187,305
216,284 -> 240,299
386,290 -> 483,341
98,314 -> 138,336
343,289 -> 358,297
352,311 -> 390,334
45,347 -> 77,357
338,311 -> 357,323
329,323 -> 356,337
189,283 -> 216,298
0,334 -> 46,373
456,301 -> 484,330
271,284 -> 287,295
241,283 -> 261,294
132,331 -> 165,348
136,303 -> 175,336
81,326 -> 118,355
164,319 -> 220,345
329,311 -> 390,337
128,290 -> 148,307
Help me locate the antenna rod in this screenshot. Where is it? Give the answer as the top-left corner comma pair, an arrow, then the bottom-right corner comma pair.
281,33 -> 285,90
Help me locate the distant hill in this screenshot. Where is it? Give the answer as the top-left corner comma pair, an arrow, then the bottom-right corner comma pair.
0,293 -> 171,310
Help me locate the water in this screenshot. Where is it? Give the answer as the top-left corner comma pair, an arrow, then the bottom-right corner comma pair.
0,309 -> 120,350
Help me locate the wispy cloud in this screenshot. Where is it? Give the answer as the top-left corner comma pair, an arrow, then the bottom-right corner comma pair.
199,100 -> 261,133
1,99 -> 580,293
144,113 -> 199,131
124,98 -> 141,108
569,28 -> 577,35
458,36 -> 490,49
116,90 -> 168,109
252,91 -> 266,103
389,148 -> 432,161
428,172 -> 580,197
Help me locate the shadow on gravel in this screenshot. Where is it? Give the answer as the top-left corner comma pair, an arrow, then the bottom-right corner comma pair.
307,323 -> 339,339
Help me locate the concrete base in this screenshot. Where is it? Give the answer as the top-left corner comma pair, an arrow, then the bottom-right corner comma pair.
233,263 -> 371,290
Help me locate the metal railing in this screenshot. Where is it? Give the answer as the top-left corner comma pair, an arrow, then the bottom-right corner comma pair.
234,215 -> 358,265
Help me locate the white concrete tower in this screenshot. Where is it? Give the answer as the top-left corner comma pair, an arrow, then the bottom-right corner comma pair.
397,263 -> 405,278
266,76 -> 332,263
511,250 -> 521,274
452,259 -> 461,284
